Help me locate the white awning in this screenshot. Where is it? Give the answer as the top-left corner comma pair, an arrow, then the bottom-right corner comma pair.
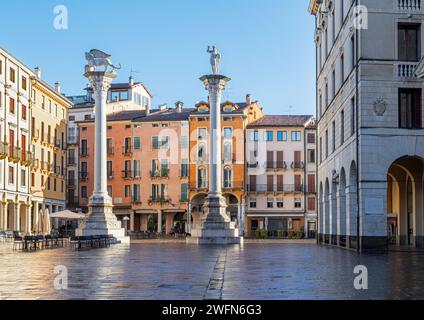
49,210 -> 86,220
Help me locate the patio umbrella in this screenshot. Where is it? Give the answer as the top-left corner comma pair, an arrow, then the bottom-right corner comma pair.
49,210 -> 85,235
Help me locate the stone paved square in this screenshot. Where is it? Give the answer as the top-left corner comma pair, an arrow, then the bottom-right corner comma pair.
1,243 -> 424,300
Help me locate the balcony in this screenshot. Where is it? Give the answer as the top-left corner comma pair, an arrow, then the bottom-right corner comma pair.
43,134 -> 52,145
122,146 -> 133,156
122,170 -> 133,180
67,135 -> 79,145
397,0 -> 422,11
79,171 -> 89,181
68,157 -> 77,166
150,168 -> 170,179
32,129 -> 40,141
107,147 -> 114,155
54,166 -> 61,176
132,197 -> 142,205
8,147 -> 21,163
31,158 -> 39,169
246,184 -> 304,193
190,182 -> 208,191
396,62 -> 418,78
41,161 -> 49,172
22,151 -> 33,167
80,148 -> 89,158
291,161 -> 305,170
0,142 -> 8,159
222,181 -> 244,190
148,196 -> 170,205
54,138 -> 61,149
275,161 -> 288,170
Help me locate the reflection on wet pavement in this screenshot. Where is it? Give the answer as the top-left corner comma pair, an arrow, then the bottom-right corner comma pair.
0,243 -> 423,300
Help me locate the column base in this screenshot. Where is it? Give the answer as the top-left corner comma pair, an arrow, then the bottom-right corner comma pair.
187,194 -> 242,245
76,202 -> 129,244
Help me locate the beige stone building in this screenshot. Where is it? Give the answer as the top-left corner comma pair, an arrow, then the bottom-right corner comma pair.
245,115 -> 317,238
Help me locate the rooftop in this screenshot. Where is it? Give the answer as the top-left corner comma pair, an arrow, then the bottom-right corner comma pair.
247,115 -> 314,128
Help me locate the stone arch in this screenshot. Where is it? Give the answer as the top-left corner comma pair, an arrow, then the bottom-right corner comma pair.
324,178 -> 330,244
318,182 -> 324,241
347,161 -> 358,248
338,167 -> 347,246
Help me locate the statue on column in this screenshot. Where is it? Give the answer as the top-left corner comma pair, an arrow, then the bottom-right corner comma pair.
207,46 -> 221,75
85,49 -> 122,72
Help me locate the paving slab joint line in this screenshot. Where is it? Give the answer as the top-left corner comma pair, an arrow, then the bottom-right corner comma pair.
203,249 -> 228,300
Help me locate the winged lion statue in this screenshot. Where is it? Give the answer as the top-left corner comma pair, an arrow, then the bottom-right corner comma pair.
85,49 -> 122,72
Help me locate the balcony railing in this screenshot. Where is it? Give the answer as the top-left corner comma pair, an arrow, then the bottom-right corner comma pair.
122,146 -> 133,156
264,161 -> 288,170
247,184 -> 304,193
396,62 -> 418,78
67,135 -> 79,145
9,147 -> 21,162
148,196 -> 170,205
247,162 -> 258,168
122,170 -> 133,180
397,0 -> 422,11
0,142 -> 8,158
68,157 -> 77,166
43,134 -> 52,145
150,168 -> 170,179
80,148 -> 89,157
222,181 -> 244,190
291,161 -> 305,170
22,152 -> 33,166
79,171 -> 89,181
190,182 -> 208,190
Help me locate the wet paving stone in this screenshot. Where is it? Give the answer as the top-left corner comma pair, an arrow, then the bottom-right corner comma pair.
0,243 -> 424,300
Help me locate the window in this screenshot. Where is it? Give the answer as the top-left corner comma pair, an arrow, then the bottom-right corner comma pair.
223,167 -> 232,188
277,131 -> 287,141
249,198 -> 257,208
133,137 -> 141,150
399,88 -> 422,129
21,169 -> 26,186
9,166 -> 14,184
291,131 -> 301,141
277,198 -> 284,208
152,136 -> 159,149
325,83 -> 329,108
198,142 -> 206,161
223,142 -> 232,162
84,114 -> 91,121
267,197 -> 274,208
180,136 -> 188,149
319,137 -> 323,164
264,131 -> 273,141
133,185 -> 140,202
181,184 -> 188,202
332,121 -> 336,153
160,136 -> 169,149
69,116 -> 75,121
107,186 -> 112,197
398,24 -> 420,61
22,76 -> 27,91
81,186 -> 88,199
307,133 -> 315,144
133,160 -> 141,177
9,68 -> 15,83
224,127 -> 233,139
125,185 -> 131,198
294,199 -> 302,208
31,172 -> 35,187
319,94 -> 323,118
250,131 -> 259,142
308,149 -> 316,163
181,159 -> 189,177
325,130 -> 329,159
340,110 -> 345,145
198,128 -> 207,140
107,161 -> 113,178
340,53 -> 345,83
9,97 -> 15,114
332,69 -> 336,99
197,168 -> 207,188
351,35 -> 355,70
81,139 -> 88,156
47,177 -> 51,190
308,197 -> 316,211
350,97 -> 356,136
22,104 -> 27,120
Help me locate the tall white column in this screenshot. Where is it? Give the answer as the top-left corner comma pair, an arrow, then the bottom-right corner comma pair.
34,202 -> 39,234
4,202 -> 8,230
158,210 -> 163,233
14,203 -> 21,232
0,202 -> 4,230
26,204 -> 32,234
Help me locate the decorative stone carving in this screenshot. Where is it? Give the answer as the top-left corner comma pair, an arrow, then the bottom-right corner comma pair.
373,97 -> 387,116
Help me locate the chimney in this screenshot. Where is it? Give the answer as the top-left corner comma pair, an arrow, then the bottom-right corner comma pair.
246,94 -> 252,105
175,101 -> 184,113
34,67 -> 42,78
54,82 -> 61,93
129,76 -> 134,86
159,103 -> 168,111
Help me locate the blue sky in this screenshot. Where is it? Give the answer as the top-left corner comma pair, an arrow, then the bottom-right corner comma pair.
0,0 -> 315,115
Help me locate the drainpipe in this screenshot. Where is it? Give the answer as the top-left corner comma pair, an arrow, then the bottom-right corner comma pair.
355,0 -> 361,253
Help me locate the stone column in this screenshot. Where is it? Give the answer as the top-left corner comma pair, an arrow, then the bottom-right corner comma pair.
34,202 -> 39,234
26,204 -> 32,235
42,203 -> 46,234
4,202 -> 9,230
130,212 -> 135,232
187,204 -> 192,234
158,210 -> 163,234
0,202 -> 4,230
75,61 -> 128,243
14,203 -> 21,232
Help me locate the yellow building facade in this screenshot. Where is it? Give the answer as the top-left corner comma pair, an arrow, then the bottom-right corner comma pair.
30,78 -> 71,233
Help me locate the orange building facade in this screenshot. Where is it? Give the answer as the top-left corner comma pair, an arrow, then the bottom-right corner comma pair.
188,96 -> 264,235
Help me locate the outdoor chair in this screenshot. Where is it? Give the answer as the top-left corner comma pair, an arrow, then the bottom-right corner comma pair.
0,231 -> 6,242
13,236 -> 24,251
